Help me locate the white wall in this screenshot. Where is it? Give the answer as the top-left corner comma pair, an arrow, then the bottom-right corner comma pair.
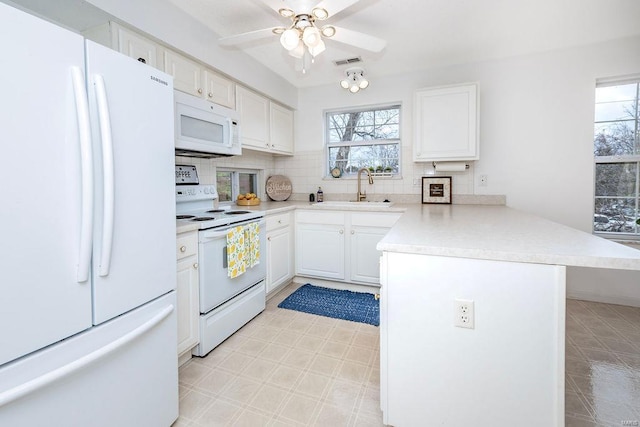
287,35 -> 640,232
281,35 -> 640,303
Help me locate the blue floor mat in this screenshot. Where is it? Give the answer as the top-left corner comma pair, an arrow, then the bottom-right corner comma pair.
278,284 -> 379,326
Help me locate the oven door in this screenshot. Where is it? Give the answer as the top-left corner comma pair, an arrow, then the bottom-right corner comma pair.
198,219 -> 266,313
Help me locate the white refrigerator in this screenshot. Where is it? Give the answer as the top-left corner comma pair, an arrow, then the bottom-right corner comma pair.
0,3 -> 178,426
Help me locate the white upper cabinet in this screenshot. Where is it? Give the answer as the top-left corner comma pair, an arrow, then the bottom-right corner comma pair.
269,102 -> 295,154
84,22 -> 163,69
204,70 -> 235,109
237,86 -> 270,150
414,82 -> 479,161
164,49 -> 202,97
164,48 -> 235,109
237,86 -> 294,155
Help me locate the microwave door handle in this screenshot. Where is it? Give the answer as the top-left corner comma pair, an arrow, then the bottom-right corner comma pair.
226,117 -> 233,147
222,246 -> 228,269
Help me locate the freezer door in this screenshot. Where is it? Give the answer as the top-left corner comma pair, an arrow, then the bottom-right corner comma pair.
0,292 -> 178,427
0,3 -> 92,366
85,41 -> 176,324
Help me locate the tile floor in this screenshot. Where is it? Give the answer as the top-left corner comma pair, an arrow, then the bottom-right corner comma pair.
174,283 -> 640,427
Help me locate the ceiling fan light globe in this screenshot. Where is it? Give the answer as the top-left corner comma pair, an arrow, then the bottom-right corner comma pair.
312,7 -> 329,20
288,40 -> 305,58
280,29 -> 300,50
302,26 -> 321,48
309,39 -> 325,57
278,8 -> 295,18
320,25 -> 336,38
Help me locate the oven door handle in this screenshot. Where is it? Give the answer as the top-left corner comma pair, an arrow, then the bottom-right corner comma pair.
201,229 -> 232,240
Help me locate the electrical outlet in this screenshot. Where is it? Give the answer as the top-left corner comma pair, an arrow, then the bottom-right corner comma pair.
479,175 -> 488,187
454,299 -> 475,329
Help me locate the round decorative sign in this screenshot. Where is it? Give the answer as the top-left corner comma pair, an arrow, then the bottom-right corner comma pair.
266,175 -> 292,201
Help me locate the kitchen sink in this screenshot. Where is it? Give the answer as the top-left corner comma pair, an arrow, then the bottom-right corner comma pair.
311,201 -> 395,208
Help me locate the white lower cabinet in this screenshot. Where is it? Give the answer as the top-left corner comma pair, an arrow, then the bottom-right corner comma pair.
176,231 -> 199,365
266,212 -> 294,294
295,210 -> 400,285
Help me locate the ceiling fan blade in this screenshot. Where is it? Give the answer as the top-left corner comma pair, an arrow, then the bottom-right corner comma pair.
329,26 -> 386,52
314,0 -> 361,17
218,28 -> 275,46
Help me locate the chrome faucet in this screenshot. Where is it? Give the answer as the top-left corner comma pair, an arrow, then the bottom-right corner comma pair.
357,168 -> 374,201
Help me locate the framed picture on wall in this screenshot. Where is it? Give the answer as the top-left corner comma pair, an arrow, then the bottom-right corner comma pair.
422,176 -> 452,204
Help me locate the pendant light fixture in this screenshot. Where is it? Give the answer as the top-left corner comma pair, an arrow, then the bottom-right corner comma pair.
340,67 -> 369,93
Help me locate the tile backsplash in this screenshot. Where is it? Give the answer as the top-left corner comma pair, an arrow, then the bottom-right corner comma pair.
176,147 -> 483,203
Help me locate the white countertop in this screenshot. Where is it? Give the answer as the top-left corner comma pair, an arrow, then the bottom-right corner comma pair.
377,204 -> 640,271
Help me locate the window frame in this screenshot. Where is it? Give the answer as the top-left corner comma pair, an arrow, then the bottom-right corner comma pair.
324,103 -> 402,178
593,77 -> 640,240
216,167 -> 260,205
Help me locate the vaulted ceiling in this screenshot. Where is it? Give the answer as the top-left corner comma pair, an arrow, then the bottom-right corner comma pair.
167,0 -> 640,88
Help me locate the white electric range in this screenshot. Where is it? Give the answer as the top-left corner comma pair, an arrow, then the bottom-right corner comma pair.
176,167 -> 266,357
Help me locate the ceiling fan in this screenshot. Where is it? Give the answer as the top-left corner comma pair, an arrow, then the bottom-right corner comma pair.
218,0 -> 386,72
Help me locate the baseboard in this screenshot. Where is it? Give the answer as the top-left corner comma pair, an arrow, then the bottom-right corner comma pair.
293,276 -> 380,295
567,290 -> 640,308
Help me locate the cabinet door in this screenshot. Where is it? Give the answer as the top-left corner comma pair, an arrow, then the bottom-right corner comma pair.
176,255 -> 199,356
414,83 -> 478,161
164,49 -> 203,98
269,103 -> 294,155
266,227 -> 293,294
236,86 -> 270,151
296,224 -> 345,280
204,69 -> 235,109
115,24 -> 161,69
350,226 -> 388,284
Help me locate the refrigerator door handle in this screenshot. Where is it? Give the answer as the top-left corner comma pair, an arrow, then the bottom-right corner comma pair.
0,304 -> 174,408
71,67 -> 94,283
94,74 -> 115,277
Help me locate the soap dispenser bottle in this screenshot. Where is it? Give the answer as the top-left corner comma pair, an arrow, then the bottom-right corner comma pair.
316,187 -> 323,202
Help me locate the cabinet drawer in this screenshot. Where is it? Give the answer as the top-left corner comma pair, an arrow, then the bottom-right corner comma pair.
266,212 -> 291,231
296,210 -> 344,225
176,232 -> 197,260
351,212 -> 402,228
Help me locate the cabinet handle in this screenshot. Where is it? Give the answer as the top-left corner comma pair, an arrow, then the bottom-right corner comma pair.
267,237 -> 271,241
197,88 -> 202,94
339,230 -> 344,234
351,230 -> 355,235
180,245 -> 187,252
193,263 -> 198,269
278,220 -> 282,224
208,92 -> 213,98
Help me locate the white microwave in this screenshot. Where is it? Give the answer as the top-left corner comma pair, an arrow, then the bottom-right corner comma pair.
174,91 -> 241,158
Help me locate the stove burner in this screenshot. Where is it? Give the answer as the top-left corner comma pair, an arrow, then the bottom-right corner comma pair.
176,215 -> 195,220
192,217 -> 215,221
206,209 -> 226,213
225,210 -> 250,215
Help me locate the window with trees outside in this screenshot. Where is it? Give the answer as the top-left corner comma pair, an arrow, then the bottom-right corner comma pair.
326,105 -> 400,177
594,80 -> 640,237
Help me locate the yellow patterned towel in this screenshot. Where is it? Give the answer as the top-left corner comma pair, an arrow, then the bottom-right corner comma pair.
226,225 -> 246,278
246,222 -> 260,268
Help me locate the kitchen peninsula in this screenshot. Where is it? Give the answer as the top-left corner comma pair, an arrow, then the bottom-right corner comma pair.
377,204 -> 640,427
